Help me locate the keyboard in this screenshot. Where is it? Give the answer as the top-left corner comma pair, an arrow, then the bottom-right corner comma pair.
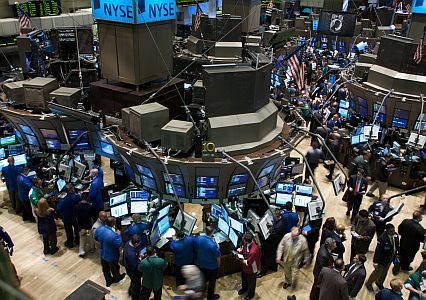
156,237 -> 169,249
162,228 -> 176,239
214,232 -> 228,244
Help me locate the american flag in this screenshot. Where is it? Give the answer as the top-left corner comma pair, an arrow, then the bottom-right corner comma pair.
414,27 -> 425,65
17,4 -> 31,31
194,4 -> 202,32
285,44 -> 306,91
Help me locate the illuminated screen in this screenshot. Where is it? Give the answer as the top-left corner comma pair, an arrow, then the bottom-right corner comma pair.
211,204 -> 222,219
15,130 -> 22,140
196,187 -> 217,199
46,139 -> 61,150
0,159 -> 8,168
57,179 -> 66,192
230,173 -> 249,185
276,183 -> 293,193
228,186 -> 246,197
276,193 -> 294,205
295,184 -> 313,195
374,103 -> 386,114
375,113 -> 385,123
100,141 -> 114,155
392,117 -> 408,129
218,217 -> 229,235
130,191 -> 149,200
68,129 -> 86,140
256,176 -> 269,189
339,99 -> 350,109
19,124 -> 34,135
131,200 -> 148,214
13,0 -> 60,17
221,205 -> 229,223
0,135 -> 15,146
412,0 -> 426,14
165,183 -> 186,196
25,135 -> 39,146
68,129 -> 89,150
358,98 -> 367,116
351,135 -> 360,145
294,195 -> 312,207
339,108 -> 348,118
158,216 -> 170,235
8,144 -> 23,156
40,129 -> 59,139
150,226 -> 160,245
0,148 -> 5,159
74,140 -> 89,150
259,165 -> 275,177
229,228 -> 238,248
110,193 -> 127,206
229,217 -> 244,233
158,205 -> 170,220
142,175 -> 156,190
312,19 -> 319,30
394,108 -> 410,119
163,173 -> 184,185
110,203 -> 128,218
136,164 -> 153,177
7,154 -> 26,165
196,176 -> 218,187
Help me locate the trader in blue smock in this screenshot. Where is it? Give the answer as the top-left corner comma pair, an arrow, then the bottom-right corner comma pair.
170,230 -> 195,286
195,226 -> 221,300
17,166 -> 35,222
88,168 -> 104,216
124,214 -> 150,246
1,157 -> 21,213
94,217 -> 125,287
57,185 -> 81,248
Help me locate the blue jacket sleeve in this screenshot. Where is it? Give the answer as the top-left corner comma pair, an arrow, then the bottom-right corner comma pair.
114,234 -> 123,248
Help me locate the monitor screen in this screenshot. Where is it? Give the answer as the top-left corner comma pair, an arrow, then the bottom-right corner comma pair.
295,184 -> 313,195
338,108 -> 348,118
229,217 -> 244,234
19,124 -> 34,135
158,205 -> 170,220
136,164 -> 153,177
338,40 -> 345,52
0,148 -> 5,159
275,193 -> 293,205
412,0 -> 426,14
339,99 -> 350,109
196,176 -> 218,187
130,191 -> 149,200
0,135 -> 15,146
259,165 -> 275,178
0,158 -> 8,168
110,193 -> 127,206
351,135 -> 360,145
13,154 -> 27,166
8,144 -> 23,156
294,195 -> 312,207
165,183 -> 186,197
394,108 -> 410,119
359,105 -> 368,116
218,217 -> 229,235
228,186 -> 246,197
310,36 -> 317,47
110,203 -> 129,217
229,228 -> 238,248
173,210 -> 197,236
164,173 -> 184,185
359,134 -> 368,143
142,175 -> 157,190
196,187 -> 217,199
40,129 -> 59,139
25,134 -> 39,146
57,179 -> 66,192
329,73 -> 336,84
150,226 -> 160,245
276,182 -> 293,193
415,122 -> 426,130
256,176 -> 269,189
67,129 -> 86,140
230,173 -> 249,185
375,113 -> 385,124
158,216 -> 170,235
211,204 -> 222,219
46,139 -> 61,150
312,19 -> 319,30
291,164 -> 305,175
73,160 -> 86,179
130,200 -> 148,214
393,141 -> 400,152
15,130 -> 22,140
392,117 -> 408,129
100,141 -> 114,155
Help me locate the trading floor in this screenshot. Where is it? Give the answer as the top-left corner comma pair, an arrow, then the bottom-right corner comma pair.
1,137 -> 424,300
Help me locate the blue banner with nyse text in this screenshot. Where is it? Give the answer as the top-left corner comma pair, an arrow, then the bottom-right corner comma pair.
92,0 -> 175,24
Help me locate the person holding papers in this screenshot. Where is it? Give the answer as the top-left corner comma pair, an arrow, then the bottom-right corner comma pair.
350,210 -> 376,259
367,153 -> 394,198
237,232 -> 261,300
369,194 -> 393,237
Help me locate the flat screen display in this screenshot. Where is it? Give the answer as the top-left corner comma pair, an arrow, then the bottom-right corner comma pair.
0,148 -> 5,159
150,226 -> 160,245
228,186 -> 246,197
165,183 -> 186,196
57,179 -> 66,192
218,217 -> 229,235
294,195 -> 312,207
392,117 -> 408,129
142,175 -> 156,190
196,187 -> 217,199
8,144 -> 24,156
158,205 -> 170,220
46,139 -> 61,150
100,141 -> 114,155
74,140 -> 90,150
0,135 -> 15,146
173,210 -> 197,236
394,108 -> 410,119
295,184 -> 313,195
110,203 -> 129,217
351,135 -> 360,145
25,135 -> 39,146
229,217 -> 244,233
230,173 -> 249,185
0,158 -> 8,168
221,205 -> 229,224
256,176 -> 269,189
164,173 -> 184,185
339,108 -> 348,118
13,154 -> 27,166
130,191 -> 149,200
19,124 -> 34,135
67,129 -> 86,140
136,164 -> 153,178
211,204 -> 222,219
375,113 -> 385,124
130,200 -> 148,214
291,164 -> 305,175
15,130 -> 22,140
110,193 -> 127,206
158,216 -> 171,235
412,0 -> 426,14
40,129 -> 59,139
229,228 -> 238,248
312,19 -> 319,30
196,176 -> 218,187
259,165 -> 275,178
276,182 -> 293,193
276,193 -> 293,205
339,99 -> 350,109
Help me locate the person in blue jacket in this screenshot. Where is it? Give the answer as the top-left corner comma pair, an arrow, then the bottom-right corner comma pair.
94,217 -> 125,287
1,157 -> 21,213
123,234 -> 143,300
57,185 -> 81,248
88,168 -> 104,215
195,226 -> 221,300
170,230 -> 195,286
17,166 -> 35,222
282,201 -> 299,235
375,278 -> 403,300
0,226 -> 14,256
124,214 -> 150,246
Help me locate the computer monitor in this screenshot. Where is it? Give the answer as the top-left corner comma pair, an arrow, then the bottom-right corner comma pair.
130,191 -> 149,200
294,195 -> 312,207
195,187 -> 217,199
291,164 -> 305,176
256,176 -> 269,189
110,203 -> 129,218
158,216 -> 170,235
130,200 -> 148,214
228,186 -> 246,197
13,154 -> 27,166
45,139 -> 61,150
110,193 -> 127,206
338,108 -> 348,118
19,124 -> 34,135
312,19 -> 319,30
174,210 -> 197,235
0,148 -> 5,159
363,125 -> 379,140
211,204 -> 222,219
0,135 -> 16,146
229,228 -> 238,248
196,176 -> 218,187
59,164 -> 72,181
40,129 -> 59,139
141,175 -> 157,190
221,205 -> 229,224
229,217 -> 244,234
391,117 -> 408,129
25,135 -> 39,146
57,179 -> 66,192
295,184 -> 313,195
0,158 -> 8,168
339,99 -> 350,109
164,173 -> 184,185
230,173 -> 249,185
276,182 -> 293,193
259,165 -> 275,177
165,183 -> 186,197
100,141 -> 114,155
8,144 -> 23,156
218,217 -> 229,235
73,160 -> 86,179
150,226 -> 160,245
393,141 -> 400,153
359,134 -> 368,143
275,193 -> 293,205
136,164 -> 153,177
351,135 -> 360,145
158,205 -> 170,220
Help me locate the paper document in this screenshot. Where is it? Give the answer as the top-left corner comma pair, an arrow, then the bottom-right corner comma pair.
351,231 -> 360,238
384,203 -> 404,221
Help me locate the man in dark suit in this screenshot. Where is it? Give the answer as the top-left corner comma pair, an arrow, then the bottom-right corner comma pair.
301,207 -> 323,263
375,278 -> 404,300
350,210 -> 376,259
310,237 -> 336,300
368,194 -> 393,237
366,223 -> 399,291
398,211 -> 425,271
346,168 -> 368,220
343,254 -> 367,299
318,259 -> 349,300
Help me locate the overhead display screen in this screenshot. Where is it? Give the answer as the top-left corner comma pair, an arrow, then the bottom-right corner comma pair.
412,0 -> 426,14
13,0 -> 61,18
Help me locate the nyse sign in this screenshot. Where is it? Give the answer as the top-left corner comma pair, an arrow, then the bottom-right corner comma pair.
92,0 -> 175,24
